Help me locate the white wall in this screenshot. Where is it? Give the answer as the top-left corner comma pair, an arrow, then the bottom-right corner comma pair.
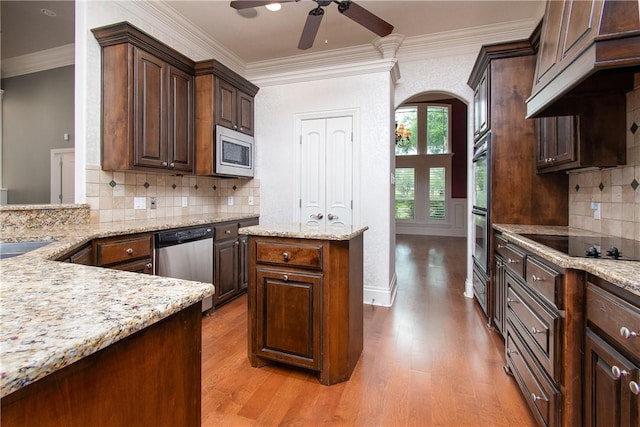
255,72 -> 397,306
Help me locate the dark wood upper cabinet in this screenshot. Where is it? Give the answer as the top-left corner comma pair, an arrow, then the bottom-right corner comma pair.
92,22 -> 195,174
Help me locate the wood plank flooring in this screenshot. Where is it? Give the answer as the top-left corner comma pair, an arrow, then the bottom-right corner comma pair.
201,234 -> 536,426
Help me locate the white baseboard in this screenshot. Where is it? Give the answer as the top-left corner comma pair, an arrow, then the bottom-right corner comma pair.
464,277 -> 474,298
363,273 -> 398,307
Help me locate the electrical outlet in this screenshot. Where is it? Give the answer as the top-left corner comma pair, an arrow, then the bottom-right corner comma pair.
228,196 -> 234,206
182,196 -> 188,208
134,197 -> 146,210
150,197 -> 157,210
592,202 -> 601,220
248,196 -> 254,206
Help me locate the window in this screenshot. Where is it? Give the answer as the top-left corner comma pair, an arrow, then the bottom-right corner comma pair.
426,106 -> 449,154
395,168 -> 415,220
394,107 -> 417,155
394,102 -> 453,228
429,167 -> 446,220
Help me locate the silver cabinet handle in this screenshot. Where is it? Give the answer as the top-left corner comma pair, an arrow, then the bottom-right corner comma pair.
530,327 -> 544,335
282,252 -> 289,261
162,161 -> 168,167
531,393 -> 548,402
611,365 -> 630,378
225,230 -> 231,234
507,258 -> 519,264
507,349 -> 519,356
620,326 -> 638,339
170,162 -> 175,168
282,274 -> 289,282
497,244 -> 506,249
310,213 -> 324,220
327,213 -> 338,221
630,381 -> 640,395
126,248 -> 133,255
531,275 -> 545,282
146,263 -> 152,269
506,298 -> 519,304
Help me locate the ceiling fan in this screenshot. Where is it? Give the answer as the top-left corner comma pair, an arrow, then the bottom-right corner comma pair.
229,0 -> 394,50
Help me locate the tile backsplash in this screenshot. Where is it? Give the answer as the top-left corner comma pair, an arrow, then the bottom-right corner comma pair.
86,165 -> 260,224
568,75 -> 640,240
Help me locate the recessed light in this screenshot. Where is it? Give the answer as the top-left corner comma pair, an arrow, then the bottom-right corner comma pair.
40,8 -> 57,17
265,3 -> 281,12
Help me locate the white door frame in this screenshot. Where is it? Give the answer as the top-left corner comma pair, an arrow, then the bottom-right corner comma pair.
50,148 -> 75,204
293,109 -> 360,225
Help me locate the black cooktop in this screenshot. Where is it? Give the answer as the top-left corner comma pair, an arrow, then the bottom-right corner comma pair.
521,234 -> 640,261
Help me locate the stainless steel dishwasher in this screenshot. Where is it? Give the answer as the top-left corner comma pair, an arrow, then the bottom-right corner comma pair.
156,225 -> 214,312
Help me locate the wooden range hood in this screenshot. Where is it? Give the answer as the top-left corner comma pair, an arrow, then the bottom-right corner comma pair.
526,0 -> 640,118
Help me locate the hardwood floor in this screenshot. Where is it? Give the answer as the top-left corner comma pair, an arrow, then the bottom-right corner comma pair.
201,234 -> 536,426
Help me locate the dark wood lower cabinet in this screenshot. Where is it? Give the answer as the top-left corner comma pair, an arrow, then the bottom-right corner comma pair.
1,303 -> 202,427
213,234 -> 239,306
584,329 -> 640,427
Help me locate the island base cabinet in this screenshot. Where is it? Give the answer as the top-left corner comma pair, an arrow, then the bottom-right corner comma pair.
1,303 -> 202,427
248,235 -> 364,386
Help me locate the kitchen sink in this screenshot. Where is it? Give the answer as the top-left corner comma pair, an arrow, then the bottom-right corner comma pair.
0,240 -> 54,259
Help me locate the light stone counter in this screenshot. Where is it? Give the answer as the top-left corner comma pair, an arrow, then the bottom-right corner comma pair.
0,213 -> 258,398
239,222 -> 369,240
494,224 -> 640,297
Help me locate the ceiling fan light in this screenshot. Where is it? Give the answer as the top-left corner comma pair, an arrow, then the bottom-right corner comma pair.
265,3 -> 282,11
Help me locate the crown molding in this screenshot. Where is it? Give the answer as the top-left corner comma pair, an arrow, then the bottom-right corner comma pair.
117,0 -> 246,75
1,44 -> 75,78
397,18 -> 538,62
249,58 -> 399,87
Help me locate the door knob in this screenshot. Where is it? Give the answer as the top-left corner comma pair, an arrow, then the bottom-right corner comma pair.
310,213 -> 324,220
327,213 -> 338,221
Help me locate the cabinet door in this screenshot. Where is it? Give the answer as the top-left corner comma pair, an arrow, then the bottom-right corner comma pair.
473,69 -> 489,138
493,254 -> 506,335
167,66 -> 194,173
213,238 -> 239,306
134,48 -> 167,169
237,90 -> 254,135
238,234 -> 249,292
255,268 -> 322,370
534,0 -> 565,86
215,78 -> 237,130
585,329 -> 640,427
536,115 -> 578,172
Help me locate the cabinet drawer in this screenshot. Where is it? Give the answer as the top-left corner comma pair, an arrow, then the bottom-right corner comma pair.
472,266 -> 488,316
502,244 -> 525,279
256,241 -> 323,270
587,283 -> 640,358
506,323 -> 560,427
215,222 -> 238,240
95,234 -> 153,266
494,233 -> 509,257
526,257 -> 563,309
507,273 -> 560,380
111,258 -> 154,275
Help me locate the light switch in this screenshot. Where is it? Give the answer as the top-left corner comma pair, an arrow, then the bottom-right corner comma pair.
182,196 -> 188,207
248,196 -> 254,206
228,196 -> 234,206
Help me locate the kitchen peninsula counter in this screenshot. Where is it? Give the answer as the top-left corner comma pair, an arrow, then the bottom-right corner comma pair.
0,212 -> 257,405
494,224 -> 640,296
238,222 -> 368,240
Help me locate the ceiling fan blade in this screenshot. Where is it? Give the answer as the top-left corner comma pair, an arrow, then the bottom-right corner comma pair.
230,1 -> 297,10
337,1 -> 394,37
298,7 -> 325,50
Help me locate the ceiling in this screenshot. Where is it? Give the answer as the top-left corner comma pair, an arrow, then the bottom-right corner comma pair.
1,0 -> 545,65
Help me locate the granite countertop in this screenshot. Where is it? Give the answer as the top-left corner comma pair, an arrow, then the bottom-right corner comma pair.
494,224 -> 640,297
239,223 -> 369,240
0,213 -> 258,399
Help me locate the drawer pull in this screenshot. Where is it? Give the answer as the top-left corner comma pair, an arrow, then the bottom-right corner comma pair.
611,365 -> 630,378
620,326 -> 638,339
146,263 -> 152,269
531,393 -> 549,402
530,327 -> 545,335
282,252 -> 289,261
630,381 -> 640,395
282,274 -> 289,282
126,248 -> 134,255
506,298 -> 519,304
531,274 -> 545,282
497,244 -> 506,249
225,230 -> 231,234
507,349 -> 519,356
507,258 -> 520,264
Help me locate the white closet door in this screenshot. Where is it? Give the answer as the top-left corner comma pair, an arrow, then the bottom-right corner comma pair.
300,116 -> 352,226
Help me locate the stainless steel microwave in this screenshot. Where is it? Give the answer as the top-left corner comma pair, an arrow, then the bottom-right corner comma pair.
215,125 -> 254,178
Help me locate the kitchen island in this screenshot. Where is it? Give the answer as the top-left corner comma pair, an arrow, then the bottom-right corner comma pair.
241,223 -> 368,385
0,211 -> 258,426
